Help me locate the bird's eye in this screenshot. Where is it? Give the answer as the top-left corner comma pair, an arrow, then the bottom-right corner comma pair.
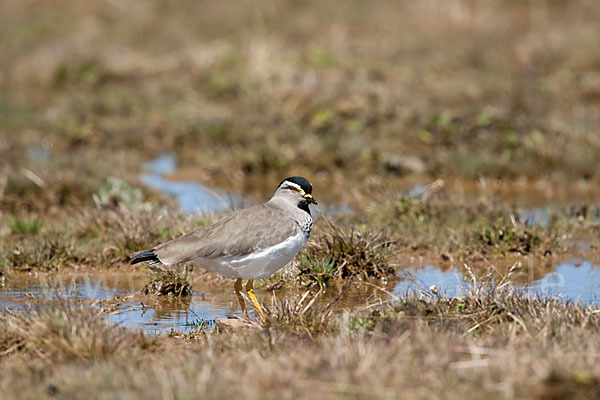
288,186 -> 298,192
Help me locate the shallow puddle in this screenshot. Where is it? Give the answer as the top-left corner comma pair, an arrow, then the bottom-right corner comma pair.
396,259 -> 600,304
3,258 -> 600,334
4,154 -> 600,333
0,272 -> 386,334
141,154 -> 244,214
0,273 -> 247,334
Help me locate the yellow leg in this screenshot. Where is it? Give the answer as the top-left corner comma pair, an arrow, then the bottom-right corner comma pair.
245,279 -> 265,322
234,278 -> 248,320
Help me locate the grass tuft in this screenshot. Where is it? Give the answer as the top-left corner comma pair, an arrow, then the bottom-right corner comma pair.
0,306 -> 158,362
298,223 -> 395,286
8,217 -> 43,235
1,239 -> 84,272
262,289 -> 336,336
142,265 -> 192,297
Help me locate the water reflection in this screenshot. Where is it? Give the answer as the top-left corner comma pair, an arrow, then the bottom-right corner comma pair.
0,272 -> 382,334
396,260 -> 600,304
525,261 -> 600,303
107,293 -> 239,334
395,265 -> 468,298
0,273 -> 244,334
3,260 -> 600,334
520,206 -> 552,227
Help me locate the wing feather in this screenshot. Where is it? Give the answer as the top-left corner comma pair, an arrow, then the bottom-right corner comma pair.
153,204 -> 298,265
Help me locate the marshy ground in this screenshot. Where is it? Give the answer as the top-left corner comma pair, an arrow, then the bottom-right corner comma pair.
2,0 -> 600,398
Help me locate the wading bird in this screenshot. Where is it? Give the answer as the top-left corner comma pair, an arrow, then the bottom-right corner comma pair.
130,177 -> 317,320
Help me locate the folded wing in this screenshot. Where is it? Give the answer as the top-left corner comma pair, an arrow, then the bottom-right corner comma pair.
145,204 -> 298,266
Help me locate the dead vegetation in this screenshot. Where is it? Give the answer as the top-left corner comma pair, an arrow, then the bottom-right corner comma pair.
0,195 -> 595,279
362,195 -> 581,260
261,289 -> 338,336
0,306 -> 159,362
2,286 -> 600,399
141,265 -> 192,297
297,223 -> 396,286
0,208 -> 209,272
2,0 -> 600,398
1,0 -> 600,188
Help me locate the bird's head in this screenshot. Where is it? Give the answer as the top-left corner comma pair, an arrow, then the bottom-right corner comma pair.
273,176 -> 317,213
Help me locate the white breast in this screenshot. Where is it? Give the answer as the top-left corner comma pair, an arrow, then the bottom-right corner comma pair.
192,229 -> 309,280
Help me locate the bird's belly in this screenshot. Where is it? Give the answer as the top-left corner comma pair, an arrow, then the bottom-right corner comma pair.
192,231 -> 308,280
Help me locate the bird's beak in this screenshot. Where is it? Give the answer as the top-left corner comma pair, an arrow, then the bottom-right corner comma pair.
303,193 -> 317,205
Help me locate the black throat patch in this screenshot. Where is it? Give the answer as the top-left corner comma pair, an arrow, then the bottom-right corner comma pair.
297,198 -> 312,215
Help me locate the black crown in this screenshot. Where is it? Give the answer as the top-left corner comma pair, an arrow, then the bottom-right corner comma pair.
278,176 -> 312,194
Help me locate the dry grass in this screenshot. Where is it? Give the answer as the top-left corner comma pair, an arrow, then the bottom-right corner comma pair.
2,0 -> 600,398
2,288 -> 600,399
0,306 -> 158,362
0,196 -> 596,278
261,288 -> 341,336
1,0 -> 600,274
362,195 -> 584,260
1,0 -> 600,189
0,208 -> 210,272
297,223 -> 396,286
141,265 -> 192,297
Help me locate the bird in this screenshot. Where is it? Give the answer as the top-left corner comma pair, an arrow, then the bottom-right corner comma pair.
130,176 -> 317,320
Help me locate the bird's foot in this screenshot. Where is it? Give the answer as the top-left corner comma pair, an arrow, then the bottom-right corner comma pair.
245,279 -> 266,322
247,289 -> 266,322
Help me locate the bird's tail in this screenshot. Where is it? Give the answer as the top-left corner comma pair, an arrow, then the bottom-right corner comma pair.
130,248 -> 160,265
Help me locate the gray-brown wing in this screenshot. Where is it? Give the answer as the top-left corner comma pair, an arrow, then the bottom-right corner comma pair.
153,204 -> 299,265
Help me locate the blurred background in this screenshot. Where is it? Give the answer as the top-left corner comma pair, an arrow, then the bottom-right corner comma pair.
1,0 -> 600,211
